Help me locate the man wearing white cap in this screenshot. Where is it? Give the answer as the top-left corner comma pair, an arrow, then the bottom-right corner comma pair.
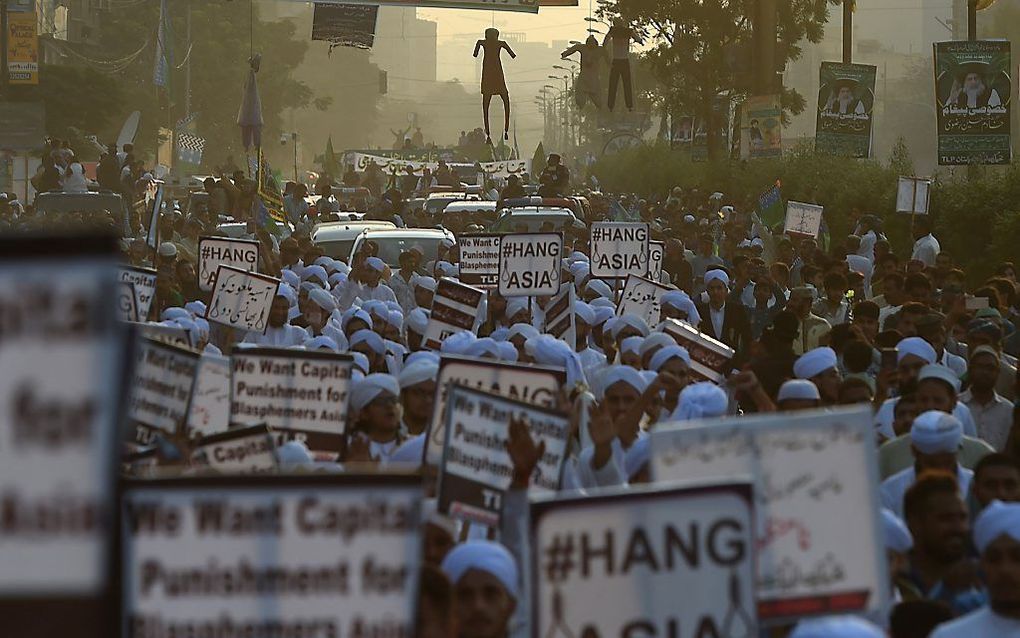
881,411 -> 973,518
930,500 -> 1020,636
242,293 -> 309,347
441,540 -> 520,638
696,268 -> 751,361
777,379 -> 822,411
573,301 -> 607,372
397,360 -> 438,437
414,276 -> 436,310
794,346 -> 842,405
336,256 -> 398,308
349,373 -> 403,461
789,615 -> 885,638
406,308 -> 429,351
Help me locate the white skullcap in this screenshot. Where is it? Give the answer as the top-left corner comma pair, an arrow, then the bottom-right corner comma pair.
387,433 -> 425,466
585,279 -> 613,299
704,268 -> 730,287
276,440 -> 314,470
304,335 -> 339,352
598,365 -> 647,399
620,336 -> 644,356
611,313 -> 650,339
569,251 -> 588,263
917,364 -> 961,392
441,331 -> 477,355
158,242 -> 177,257
590,297 -> 615,310
506,297 -> 530,319
508,323 -> 540,343
897,336 -> 937,364
624,437 -> 650,479
351,373 -> 400,411
184,300 -> 206,317
341,307 -> 373,331
328,272 -> 347,288
466,337 -> 505,360
592,306 -> 615,326
350,329 -> 386,355
672,382 -> 728,421
302,264 -> 329,285
365,257 -> 386,272
277,282 -> 297,305
881,508 -> 913,553
382,309 -> 404,331
332,260 -> 351,275
405,351 -> 439,368
974,500 -> 1020,554
910,410 -> 963,454
441,541 -> 519,600
530,335 -> 585,387
414,276 -> 437,292
794,347 -> 838,379
313,256 -> 333,268
569,261 -> 590,280
398,360 -> 438,388
639,333 -> 675,358
777,379 -> 821,402
407,308 -> 429,335
161,307 -> 190,322
436,261 -> 459,277
574,301 -> 596,326
350,352 -> 370,375
280,269 -> 300,288
649,345 -> 691,372
789,616 -> 884,638
308,287 -> 337,312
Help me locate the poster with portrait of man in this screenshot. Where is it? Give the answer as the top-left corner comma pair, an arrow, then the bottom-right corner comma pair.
933,40 -> 1011,166
815,62 -> 876,158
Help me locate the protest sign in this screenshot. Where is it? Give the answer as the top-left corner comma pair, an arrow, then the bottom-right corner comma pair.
126,338 -> 200,447
457,233 -> 500,287
311,2 -> 379,50
543,285 -> 576,348
815,62 -> 877,158
616,275 -> 673,327
423,277 -> 487,350
589,221 -> 650,279
190,424 -> 278,474
742,95 -> 782,159
185,352 -> 231,438
130,321 -> 191,348
497,232 -> 562,297
121,475 -> 422,638
934,40 -> 1011,165
438,385 -> 570,526
145,183 -> 164,249
350,152 -> 531,177
896,176 -> 931,215
230,347 -> 354,460
425,355 -> 566,466
0,234 -> 123,638
119,281 -> 138,322
206,265 -> 279,333
647,240 -> 664,282
651,406 -> 888,621
531,481 -> 757,638
784,201 -> 824,238
119,266 -> 157,322
661,318 -> 734,384
197,236 -> 259,292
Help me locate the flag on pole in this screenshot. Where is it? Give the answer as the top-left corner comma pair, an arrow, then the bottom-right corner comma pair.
758,180 -> 784,228
256,148 -> 287,230
153,0 -> 172,89
176,132 -> 206,165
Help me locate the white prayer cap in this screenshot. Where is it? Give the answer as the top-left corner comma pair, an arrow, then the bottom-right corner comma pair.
620,336 -> 644,356
598,365 -> 648,399
387,433 -> 425,466
276,440 -> 314,470
649,345 -> 691,372
794,347 -> 838,379
661,290 -> 692,310
313,256 -> 333,268
436,261 -> 459,277
917,364 -> 961,392
585,279 -> 613,299
172,318 -> 199,347
365,256 -> 386,272
351,373 -> 400,411
910,410 -> 963,454
184,301 -> 206,317
280,269 -> 300,288
495,341 -> 518,362
624,437 -> 650,479
466,337 -> 504,360
441,541 -> 519,600
158,241 -> 177,257
789,616 -> 884,638
490,327 -> 510,341
398,360 -> 439,389
302,264 -> 329,285
414,276 -> 437,292
161,307 -> 190,322
569,261 -> 590,280
350,352 -> 370,375
304,335 -> 339,352
639,333 -> 676,358
350,328 -> 386,355
974,500 -> 1020,554
441,331 -> 477,355
404,351 -> 439,368
671,382 -> 728,421
569,251 -> 588,263
341,307 -> 373,331
508,323 -> 540,343
897,336 -> 936,364
328,272 -> 347,288
574,301 -> 596,326
881,508 -> 913,553
506,297 -> 530,319
610,313 -> 650,339
332,260 -> 351,275
407,308 -> 429,335
193,318 -> 210,340
382,310 -> 403,331
777,379 -> 821,402
592,306 -> 615,325
308,287 -> 337,312
530,335 -> 585,387
277,282 -> 297,304
704,268 -> 730,287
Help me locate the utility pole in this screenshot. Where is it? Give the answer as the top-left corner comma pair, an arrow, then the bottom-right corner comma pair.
753,0 -> 777,95
967,0 -> 976,39
842,0 -> 852,63
185,0 -> 192,117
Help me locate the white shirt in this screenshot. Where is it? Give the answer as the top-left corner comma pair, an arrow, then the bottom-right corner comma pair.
388,271 -> 418,314
880,464 -> 973,518
857,230 -> 877,262
874,398 -> 979,440
709,303 -> 725,340
930,607 -> 1020,638
242,324 -> 309,348
911,233 -> 941,267
335,280 -> 398,309
938,349 -> 968,378
960,389 -> 1015,452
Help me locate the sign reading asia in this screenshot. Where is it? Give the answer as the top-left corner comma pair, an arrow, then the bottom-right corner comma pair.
497,232 -> 562,297
531,481 -> 757,638
589,221 -> 649,279
120,474 -> 423,638
230,347 -> 354,460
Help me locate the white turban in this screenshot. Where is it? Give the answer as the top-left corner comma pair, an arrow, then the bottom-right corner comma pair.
313,256 -> 333,268
441,331 -> 477,355
910,410 -> 963,454
280,269 -> 300,288
508,323 -> 540,343
590,297 -> 615,310
574,301 -> 596,326
466,337 -> 506,360
436,261 -> 459,278
661,290 -> 701,325
308,287 -> 337,312
350,352 -> 370,375
592,306 -> 615,326
671,382 -> 728,421
585,279 -> 613,299
341,307 -> 373,332
897,336 -> 937,364
382,309 -> 404,331
794,347 -> 838,379
881,508 -> 913,553
777,379 -> 821,402
918,364 -> 961,392
569,261 -> 590,280
530,335 -> 585,387
351,373 -> 400,411
639,333 -> 676,358
415,276 -> 437,293
276,440 -> 314,470
597,365 -> 647,399
328,272 -> 347,288
304,336 -> 339,352
620,336 -> 644,356
649,345 -> 691,372
404,351 -> 439,368
789,616 -> 885,638
974,500 -> 1020,554
302,265 -> 330,287
162,307 -> 189,322
704,268 -> 730,287
398,360 -> 438,389
407,308 -> 429,335
441,541 -> 519,600
506,297 -> 530,319
277,282 -> 298,305
350,329 -> 386,355
610,313 -> 650,339
185,300 -> 206,317
365,257 -> 386,272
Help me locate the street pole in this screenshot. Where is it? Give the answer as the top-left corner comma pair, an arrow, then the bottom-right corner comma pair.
292,132 -> 298,182
753,0 -> 777,95
967,0 -> 976,40
185,0 -> 192,117
842,0 -> 852,63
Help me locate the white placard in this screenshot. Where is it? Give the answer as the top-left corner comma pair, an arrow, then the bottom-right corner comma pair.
497,232 -> 562,297
531,482 -> 757,638
543,285 -> 576,348
423,277 -> 487,351
185,352 -> 231,438
648,240 -> 664,282
351,151 -> 532,175
651,406 -> 888,622
119,266 -> 157,322
126,338 -> 200,447
131,321 -> 191,347
198,236 -> 260,292
119,281 -> 138,322
457,233 -> 500,287
205,265 -> 279,333
616,275 -> 674,328
589,221 -> 650,279
784,201 -> 824,238
425,355 -> 566,467
438,385 -> 570,526
230,347 -> 354,461
895,176 -> 931,215
660,318 -> 735,384
121,476 -> 422,638
189,424 -> 277,474
0,236 -> 123,609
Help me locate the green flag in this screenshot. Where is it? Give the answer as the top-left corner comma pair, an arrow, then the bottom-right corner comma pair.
757,180 -> 784,228
323,136 -> 340,178
531,142 -> 545,184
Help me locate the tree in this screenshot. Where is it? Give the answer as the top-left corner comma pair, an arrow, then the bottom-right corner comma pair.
37,64 -> 125,157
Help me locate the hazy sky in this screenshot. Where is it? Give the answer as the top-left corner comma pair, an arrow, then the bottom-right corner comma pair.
419,5 -> 595,44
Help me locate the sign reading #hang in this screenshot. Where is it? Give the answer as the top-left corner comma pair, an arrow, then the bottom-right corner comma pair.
497,232 -> 562,297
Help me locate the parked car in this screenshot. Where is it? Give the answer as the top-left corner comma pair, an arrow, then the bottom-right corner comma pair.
349,227 -> 456,269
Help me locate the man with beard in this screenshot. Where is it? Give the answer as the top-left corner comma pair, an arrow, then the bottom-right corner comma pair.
931,501 -> 1020,635
946,66 -> 1002,110
442,541 -> 519,638
242,291 -> 309,347
793,346 -> 842,406
826,78 -> 866,115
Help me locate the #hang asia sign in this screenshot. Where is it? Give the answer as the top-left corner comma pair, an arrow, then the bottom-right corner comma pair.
815,62 -> 877,159
934,40 -> 1011,166
198,237 -> 259,293
589,221 -> 649,279
497,232 -> 562,297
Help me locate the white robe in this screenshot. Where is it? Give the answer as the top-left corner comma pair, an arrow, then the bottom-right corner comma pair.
335,281 -> 398,309
930,607 -> 1020,638
874,398 -> 978,440
243,324 -> 309,348
880,464 -> 973,518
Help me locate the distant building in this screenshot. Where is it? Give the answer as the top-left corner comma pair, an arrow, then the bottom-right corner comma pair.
372,7 -> 437,98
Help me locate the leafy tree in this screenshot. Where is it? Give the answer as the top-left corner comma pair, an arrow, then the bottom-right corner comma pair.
37,63 -> 125,157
